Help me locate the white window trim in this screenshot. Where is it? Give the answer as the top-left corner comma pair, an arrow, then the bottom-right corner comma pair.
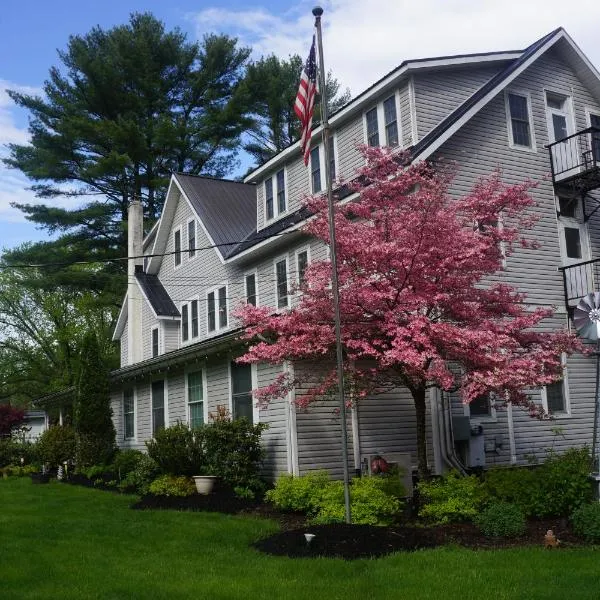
206,283 -> 229,335
151,379 -> 168,434
543,88 -> 576,142
122,388 -> 137,441
186,217 -> 197,262
505,89 -> 537,152
264,167 -> 288,224
540,354 -> 571,418
585,105 -> 600,128
308,135 -> 338,194
464,393 -> 497,424
274,255 -> 290,310
185,367 -> 209,427
362,91 -> 402,149
228,360 -> 259,424
244,269 -> 259,306
173,226 -> 183,270
150,324 -> 161,358
295,245 -> 311,287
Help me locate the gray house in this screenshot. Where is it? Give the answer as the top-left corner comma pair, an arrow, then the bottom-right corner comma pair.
110,27 -> 600,480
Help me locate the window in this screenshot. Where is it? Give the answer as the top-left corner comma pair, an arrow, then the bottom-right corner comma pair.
557,196 -> 577,218
265,178 -> 274,221
123,389 -> 135,440
231,362 -> 253,423
469,394 -> 492,417
265,169 -> 286,221
506,92 -> 534,149
277,169 -> 286,213
207,285 -> 227,333
187,371 -> 204,429
383,95 -> 399,146
245,272 -> 257,306
151,326 -> 159,358
152,380 -> 165,435
174,228 -> 182,267
564,227 -> 582,259
296,248 -> 309,287
541,355 -> 569,416
181,304 -> 189,342
188,220 -> 196,259
191,300 -> 199,338
311,147 -> 321,193
366,107 -> 379,147
275,258 -> 289,309
590,113 -> 600,160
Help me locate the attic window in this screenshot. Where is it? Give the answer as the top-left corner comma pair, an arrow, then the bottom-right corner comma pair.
506,91 -> 535,150
174,228 -> 182,267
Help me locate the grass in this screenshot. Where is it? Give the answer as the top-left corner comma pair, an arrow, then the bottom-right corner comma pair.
1,477 -> 599,600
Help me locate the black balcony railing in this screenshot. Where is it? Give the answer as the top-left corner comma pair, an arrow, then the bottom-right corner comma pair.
548,127 -> 600,189
558,258 -> 600,306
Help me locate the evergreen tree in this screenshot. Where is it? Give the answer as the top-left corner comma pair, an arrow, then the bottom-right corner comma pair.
243,54 -> 351,165
3,13 -> 253,296
74,331 -> 115,467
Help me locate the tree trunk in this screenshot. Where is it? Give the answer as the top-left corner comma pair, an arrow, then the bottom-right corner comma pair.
411,386 -> 431,479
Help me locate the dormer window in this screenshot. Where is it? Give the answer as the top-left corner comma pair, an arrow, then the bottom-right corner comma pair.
207,285 -> 228,333
311,147 -> 322,193
265,168 -> 286,222
366,107 -> 379,147
174,228 -> 182,267
365,94 -> 400,148
188,219 -> 196,259
383,96 -> 399,146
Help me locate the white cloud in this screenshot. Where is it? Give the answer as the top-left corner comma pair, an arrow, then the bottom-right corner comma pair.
190,0 -> 600,96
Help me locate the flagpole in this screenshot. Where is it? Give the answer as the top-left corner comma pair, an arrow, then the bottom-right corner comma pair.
312,5 -> 351,524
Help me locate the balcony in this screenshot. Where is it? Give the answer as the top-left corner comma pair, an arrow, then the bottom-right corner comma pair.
548,127 -> 600,195
559,258 -> 600,307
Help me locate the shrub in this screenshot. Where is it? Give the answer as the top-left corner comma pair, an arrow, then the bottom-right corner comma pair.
571,503 -> 600,543
483,448 -> 593,518
266,471 -> 404,525
148,475 -> 196,497
474,502 -> 526,538
112,449 -> 145,479
312,476 -> 403,526
417,471 -> 485,524
37,425 -> 76,468
203,418 -> 268,496
265,470 -> 331,513
82,464 -> 112,480
145,423 -> 206,477
1,465 -> 38,478
0,404 -> 25,436
118,454 -> 160,495
0,439 -> 38,468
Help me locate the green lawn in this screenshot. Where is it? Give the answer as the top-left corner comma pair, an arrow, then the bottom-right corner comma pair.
1,478 -> 598,600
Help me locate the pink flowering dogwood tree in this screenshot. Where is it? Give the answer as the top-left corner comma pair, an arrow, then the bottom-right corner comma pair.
235,147 -> 581,477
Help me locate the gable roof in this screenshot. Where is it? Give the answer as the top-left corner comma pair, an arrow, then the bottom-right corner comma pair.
174,174 -> 256,259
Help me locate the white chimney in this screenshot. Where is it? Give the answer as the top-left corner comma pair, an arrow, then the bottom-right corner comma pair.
127,197 -> 144,365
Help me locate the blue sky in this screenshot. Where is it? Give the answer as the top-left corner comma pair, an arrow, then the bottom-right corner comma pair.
2,0 -> 600,253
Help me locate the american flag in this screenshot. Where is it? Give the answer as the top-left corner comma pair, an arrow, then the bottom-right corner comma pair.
294,35 -> 318,166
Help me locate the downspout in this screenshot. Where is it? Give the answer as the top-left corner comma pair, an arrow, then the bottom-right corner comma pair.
351,404 -> 361,476
429,388 -> 443,474
506,401 -> 517,464
285,361 -> 299,476
439,389 -> 467,474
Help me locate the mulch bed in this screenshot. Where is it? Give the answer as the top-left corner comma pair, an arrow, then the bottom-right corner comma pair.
130,488 -> 585,559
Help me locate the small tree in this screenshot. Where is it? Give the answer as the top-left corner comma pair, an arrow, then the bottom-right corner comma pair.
74,332 -> 115,467
236,148 -> 581,477
0,404 -> 25,437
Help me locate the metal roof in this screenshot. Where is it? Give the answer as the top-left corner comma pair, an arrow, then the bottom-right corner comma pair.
135,271 -> 180,318
174,174 -> 256,259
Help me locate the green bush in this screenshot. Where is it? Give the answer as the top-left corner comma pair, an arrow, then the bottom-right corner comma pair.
266,471 -> 404,525
145,423 -> 206,477
118,453 -> 160,495
312,476 -> 403,526
203,418 -> 268,496
571,503 -> 600,543
0,439 -> 38,468
417,471 -> 485,524
1,464 -> 38,478
474,502 -> 526,538
483,448 -> 593,518
265,470 -> 330,513
112,449 -> 145,479
37,425 -> 76,468
82,464 -> 112,480
148,475 -> 196,497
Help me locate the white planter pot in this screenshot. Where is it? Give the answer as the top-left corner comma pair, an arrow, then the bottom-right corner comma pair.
193,475 -> 217,495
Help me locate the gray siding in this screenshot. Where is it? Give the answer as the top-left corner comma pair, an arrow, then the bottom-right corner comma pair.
120,326 -> 128,368
413,65 -> 503,140
162,321 -> 179,354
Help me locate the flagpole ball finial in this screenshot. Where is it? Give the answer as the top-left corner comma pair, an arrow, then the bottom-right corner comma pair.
312,6 -> 323,17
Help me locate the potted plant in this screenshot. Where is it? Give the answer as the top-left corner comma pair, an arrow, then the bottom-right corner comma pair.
192,472 -> 218,495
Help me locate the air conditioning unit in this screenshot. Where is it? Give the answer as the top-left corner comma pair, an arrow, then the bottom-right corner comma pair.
361,452 -> 413,497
